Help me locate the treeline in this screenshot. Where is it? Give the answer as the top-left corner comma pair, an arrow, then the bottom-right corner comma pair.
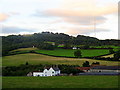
2,64 -> 83,76
2,32 -> 120,56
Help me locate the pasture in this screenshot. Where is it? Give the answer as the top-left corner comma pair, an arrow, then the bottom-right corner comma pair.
90,45 -> 120,49
2,53 -> 120,66
101,54 -> 114,58
35,49 -> 110,57
2,76 -> 119,88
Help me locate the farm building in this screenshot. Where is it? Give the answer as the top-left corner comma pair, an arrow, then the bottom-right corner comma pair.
72,47 -> 77,50
75,67 -> 91,72
90,66 -> 120,73
78,66 -> 120,75
90,66 -> 120,72
27,66 -> 60,77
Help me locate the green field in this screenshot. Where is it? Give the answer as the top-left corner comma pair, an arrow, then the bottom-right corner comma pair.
35,49 -> 110,57
2,76 -> 119,88
90,45 -> 120,49
2,53 -> 120,66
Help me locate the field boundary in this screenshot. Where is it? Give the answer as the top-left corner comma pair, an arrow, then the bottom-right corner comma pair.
3,49 -> 119,62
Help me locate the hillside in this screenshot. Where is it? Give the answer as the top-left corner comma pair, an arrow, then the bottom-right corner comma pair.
3,53 -> 119,66
2,32 -> 120,56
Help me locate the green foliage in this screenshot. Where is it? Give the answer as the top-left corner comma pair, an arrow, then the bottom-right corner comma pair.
38,43 -> 55,50
113,50 -> 120,61
82,61 -> 90,67
80,45 -> 90,49
25,62 -> 29,65
109,49 -> 114,54
74,50 -> 82,58
63,43 -> 72,49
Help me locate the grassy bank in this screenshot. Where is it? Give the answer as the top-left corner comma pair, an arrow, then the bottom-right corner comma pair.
35,49 -> 109,57
2,76 -> 119,88
2,53 -> 119,66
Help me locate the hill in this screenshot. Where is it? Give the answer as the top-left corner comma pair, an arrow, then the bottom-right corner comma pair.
2,32 -> 120,56
3,53 -> 120,66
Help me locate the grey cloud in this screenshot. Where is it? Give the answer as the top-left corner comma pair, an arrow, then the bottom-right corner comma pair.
66,27 -> 109,35
33,10 -> 107,25
63,16 -> 107,25
2,26 -> 35,34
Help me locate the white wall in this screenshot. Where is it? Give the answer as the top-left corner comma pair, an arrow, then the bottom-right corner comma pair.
33,72 -> 44,76
33,67 -> 60,76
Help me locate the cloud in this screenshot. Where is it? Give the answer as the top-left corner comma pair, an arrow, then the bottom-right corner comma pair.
36,0 -> 117,25
0,13 -> 9,22
63,16 -> 107,25
64,27 -> 109,35
2,26 -> 35,34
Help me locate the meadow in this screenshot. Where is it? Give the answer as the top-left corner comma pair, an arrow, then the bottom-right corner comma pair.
2,53 -> 120,66
35,49 -> 110,57
90,45 -> 120,49
2,76 -> 119,88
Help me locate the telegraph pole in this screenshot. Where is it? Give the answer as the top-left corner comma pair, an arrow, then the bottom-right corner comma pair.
94,16 -> 96,38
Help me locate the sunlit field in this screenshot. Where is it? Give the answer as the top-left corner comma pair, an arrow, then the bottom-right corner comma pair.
2,53 -> 119,66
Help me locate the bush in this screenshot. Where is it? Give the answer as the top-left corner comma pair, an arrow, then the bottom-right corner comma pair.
82,61 -> 90,67
109,49 -> 114,54
113,50 -> 120,61
74,50 -> 82,58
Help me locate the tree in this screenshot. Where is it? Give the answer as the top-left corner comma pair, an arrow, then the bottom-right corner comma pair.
109,49 -> 114,54
80,45 -> 90,49
38,43 -> 55,50
82,61 -> 90,67
74,50 -> 82,58
25,61 -> 29,65
113,50 -> 120,61
64,43 -> 71,49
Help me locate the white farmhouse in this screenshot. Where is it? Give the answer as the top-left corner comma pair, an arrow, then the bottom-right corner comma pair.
32,67 -> 60,76
72,47 -> 77,50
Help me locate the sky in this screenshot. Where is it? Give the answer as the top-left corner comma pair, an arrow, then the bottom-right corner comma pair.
0,0 -> 119,39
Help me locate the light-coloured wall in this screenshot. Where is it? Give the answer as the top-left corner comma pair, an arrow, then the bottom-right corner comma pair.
90,69 -> 120,73
33,67 -> 60,76
33,72 -> 44,76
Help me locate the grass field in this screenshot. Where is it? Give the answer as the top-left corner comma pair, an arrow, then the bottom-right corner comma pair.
35,49 -> 110,57
11,47 -> 38,51
90,45 -> 120,48
101,54 -> 114,58
2,76 -> 119,88
2,53 -> 120,66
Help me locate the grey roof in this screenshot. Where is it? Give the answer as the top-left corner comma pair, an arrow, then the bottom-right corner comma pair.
91,66 -> 120,70
53,67 -> 60,71
44,67 -> 60,71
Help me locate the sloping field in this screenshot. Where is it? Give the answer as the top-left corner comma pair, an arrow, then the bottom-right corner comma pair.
2,53 -> 119,66
10,47 -> 38,52
35,49 -> 109,57
3,76 -> 119,88
101,54 -> 114,58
